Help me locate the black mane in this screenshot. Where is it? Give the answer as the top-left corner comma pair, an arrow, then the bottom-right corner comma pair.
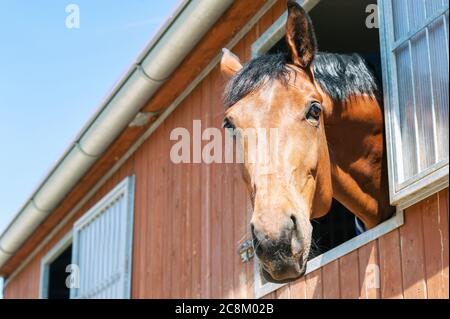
223,52 -> 380,107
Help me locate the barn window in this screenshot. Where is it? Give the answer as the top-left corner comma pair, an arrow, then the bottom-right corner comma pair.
379,0 -> 449,209
39,233 -> 73,299
39,176 -> 135,299
251,0 -> 408,298
70,176 -> 135,299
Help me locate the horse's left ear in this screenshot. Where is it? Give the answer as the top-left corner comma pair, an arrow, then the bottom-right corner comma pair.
285,1 -> 317,69
220,48 -> 243,79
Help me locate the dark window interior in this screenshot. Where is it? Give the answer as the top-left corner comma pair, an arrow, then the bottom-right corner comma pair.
268,0 -> 381,257
268,0 -> 382,82
47,244 -> 72,299
310,200 -> 357,257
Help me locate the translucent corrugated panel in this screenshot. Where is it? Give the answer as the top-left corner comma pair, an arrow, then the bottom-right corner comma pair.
428,16 -> 449,162
410,30 -> 436,170
392,0 -> 410,40
447,10 -> 449,31
425,0 -> 446,18
71,185 -> 132,299
78,228 -> 86,296
395,43 -> 419,181
408,0 -> 427,32
388,0 -> 449,187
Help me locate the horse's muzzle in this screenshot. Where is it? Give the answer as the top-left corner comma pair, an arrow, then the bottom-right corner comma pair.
251,217 -> 308,283
260,254 -> 307,283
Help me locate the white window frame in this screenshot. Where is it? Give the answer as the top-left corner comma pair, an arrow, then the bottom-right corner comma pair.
251,0 -> 408,299
39,232 -> 73,299
379,0 -> 449,210
70,176 -> 135,299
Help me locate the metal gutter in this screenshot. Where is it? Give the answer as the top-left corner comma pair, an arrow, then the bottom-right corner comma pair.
0,0 -> 234,269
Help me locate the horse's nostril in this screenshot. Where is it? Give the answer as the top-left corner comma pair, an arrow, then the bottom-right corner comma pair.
290,215 -> 297,230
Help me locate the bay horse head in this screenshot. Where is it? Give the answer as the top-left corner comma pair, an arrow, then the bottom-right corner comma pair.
221,1 -> 393,283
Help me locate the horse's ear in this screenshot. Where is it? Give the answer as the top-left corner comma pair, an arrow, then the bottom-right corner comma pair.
220,48 -> 243,79
285,1 -> 317,69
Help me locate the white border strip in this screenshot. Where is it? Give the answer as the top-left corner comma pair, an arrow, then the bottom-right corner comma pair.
254,210 -> 404,299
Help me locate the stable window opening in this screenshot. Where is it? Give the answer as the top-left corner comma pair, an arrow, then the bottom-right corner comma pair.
47,244 -> 72,299
39,234 -> 73,299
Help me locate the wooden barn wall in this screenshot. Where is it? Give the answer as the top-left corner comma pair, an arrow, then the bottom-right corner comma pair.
130,0 -> 287,299
266,189 -> 449,299
4,1 -> 449,299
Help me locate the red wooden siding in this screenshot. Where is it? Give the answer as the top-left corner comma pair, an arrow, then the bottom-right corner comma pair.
3,1 -> 449,299
268,190 -> 449,300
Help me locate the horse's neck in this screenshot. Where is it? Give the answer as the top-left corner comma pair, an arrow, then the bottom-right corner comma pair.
324,96 -> 394,229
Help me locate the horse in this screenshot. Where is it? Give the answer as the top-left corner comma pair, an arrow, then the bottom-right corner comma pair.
220,1 -> 395,284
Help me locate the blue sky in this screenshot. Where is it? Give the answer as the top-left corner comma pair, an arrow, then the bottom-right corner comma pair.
0,0 -> 179,295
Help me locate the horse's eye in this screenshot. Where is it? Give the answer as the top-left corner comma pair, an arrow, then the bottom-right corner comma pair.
223,117 -> 235,130
305,102 -> 322,126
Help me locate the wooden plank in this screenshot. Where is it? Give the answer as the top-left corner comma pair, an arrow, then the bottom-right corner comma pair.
209,66 -> 223,299
181,94 -> 192,298
174,99 -> 186,298
190,86 -> 202,298
142,137 -> 155,298
400,201 -> 428,298
339,250 -> 360,299
151,123 -> 165,297
261,292 -> 277,299
162,117 -> 174,298
289,276 -> 307,299
358,241 -> 380,299
440,188 -> 449,222
172,108 -> 184,298
142,128 -> 154,297
272,0 -> 287,20
276,284 -> 291,299
322,260 -> 340,299
200,75 -> 212,299
130,141 -> 145,297
378,229 -> 403,298
140,133 -> 150,297
422,192 -> 449,298
305,269 -> 323,299
438,189 -> 449,297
